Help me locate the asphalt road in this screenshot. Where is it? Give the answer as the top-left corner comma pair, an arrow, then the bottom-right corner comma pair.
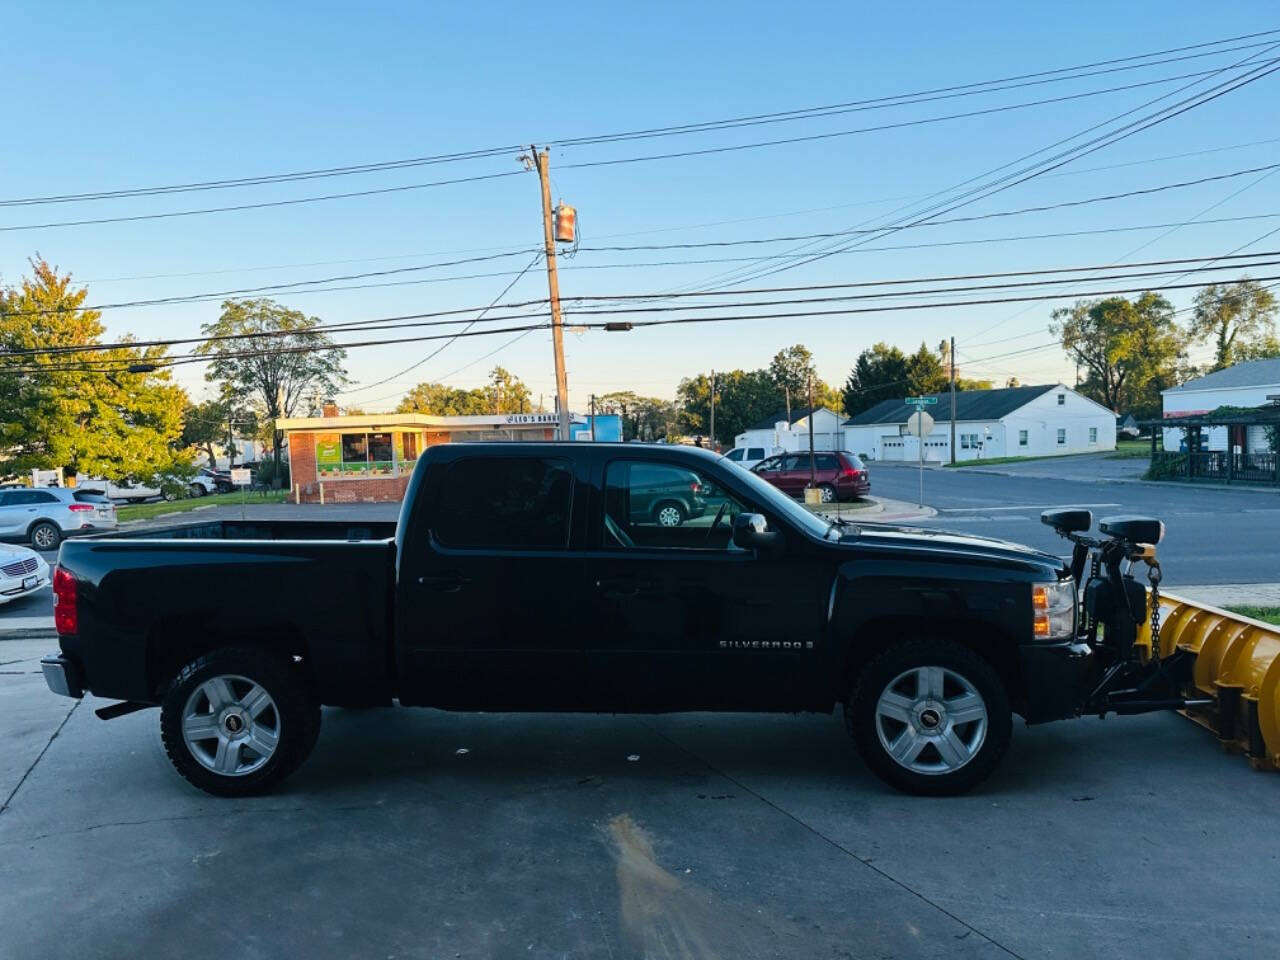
868,462 -> 1280,586
2,637 -> 1277,960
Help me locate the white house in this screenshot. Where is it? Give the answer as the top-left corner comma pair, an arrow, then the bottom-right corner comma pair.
843,384 -> 1116,462
734,406 -> 844,453
1162,358 -> 1280,454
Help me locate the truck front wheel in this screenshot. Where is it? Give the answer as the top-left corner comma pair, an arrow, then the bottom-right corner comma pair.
160,647 -> 320,797
847,638 -> 1011,796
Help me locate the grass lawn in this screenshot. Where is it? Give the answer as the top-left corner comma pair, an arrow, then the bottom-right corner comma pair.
1225,605 -> 1280,626
116,489 -> 286,522
1107,438 -> 1158,460
942,453 -> 1055,468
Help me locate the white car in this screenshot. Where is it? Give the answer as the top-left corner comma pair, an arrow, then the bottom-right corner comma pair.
0,542 -> 51,604
721,445 -> 778,472
78,474 -> 215,502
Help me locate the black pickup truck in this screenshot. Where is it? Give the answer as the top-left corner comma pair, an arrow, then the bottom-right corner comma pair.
42,443 -> 1094,797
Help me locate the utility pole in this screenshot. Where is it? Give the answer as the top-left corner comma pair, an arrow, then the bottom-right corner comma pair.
531,147 -> 571,442
807,374 -> 817,491
709,369 -> 716,451
589,393 -> 596,442
949,335 -> 957,466
784,384 -> 791,423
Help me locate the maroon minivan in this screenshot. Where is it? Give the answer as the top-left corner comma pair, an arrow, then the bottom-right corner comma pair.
751,451 -> 870,503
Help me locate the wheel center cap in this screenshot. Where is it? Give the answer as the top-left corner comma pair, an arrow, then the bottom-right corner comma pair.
224,713 -> 245,734
919,708 -> 942,729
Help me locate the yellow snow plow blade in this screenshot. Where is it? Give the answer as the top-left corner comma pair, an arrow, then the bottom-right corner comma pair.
1137,590 -> 1280,770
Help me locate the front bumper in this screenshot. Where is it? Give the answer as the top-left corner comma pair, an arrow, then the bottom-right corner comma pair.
1018,639 -> 1096,724
41,654 -> 85,699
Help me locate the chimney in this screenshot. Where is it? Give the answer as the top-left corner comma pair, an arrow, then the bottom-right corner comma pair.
322,401 -> 339,418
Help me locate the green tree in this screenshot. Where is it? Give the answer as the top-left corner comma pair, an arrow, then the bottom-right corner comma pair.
906,341 -> 948,395
596,392 -> 677,441
396,382 -> 488,415
1190,279 -> 1277,370
842,343 -> 909,416
677,368 -> 781,446
0,259 -> 191,484
768,344 -> 815,413
181,397 -> 229,466
1050,292 -> 1182,413
196,298 -> 347,486
483,366 -> 532,413
1237,334 -> 1280,361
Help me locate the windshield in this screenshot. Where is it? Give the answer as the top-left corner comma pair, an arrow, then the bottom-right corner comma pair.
730,464 -> 834,540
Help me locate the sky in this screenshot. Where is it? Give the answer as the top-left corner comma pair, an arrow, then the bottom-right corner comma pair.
3,1 -> 1280,414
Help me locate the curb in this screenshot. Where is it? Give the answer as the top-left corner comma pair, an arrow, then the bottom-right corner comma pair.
0,628 -> 56,641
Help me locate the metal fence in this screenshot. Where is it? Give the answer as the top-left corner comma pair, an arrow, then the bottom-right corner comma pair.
1149,450 -> 1279,484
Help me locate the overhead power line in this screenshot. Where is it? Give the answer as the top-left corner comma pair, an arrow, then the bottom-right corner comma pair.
5,29 -> 1275,209
5,255 -> 1278,367
5,61 -> 1275,234
669,41 -> 1280,293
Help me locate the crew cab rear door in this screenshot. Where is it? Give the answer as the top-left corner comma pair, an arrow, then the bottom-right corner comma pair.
395,451 -> 591,710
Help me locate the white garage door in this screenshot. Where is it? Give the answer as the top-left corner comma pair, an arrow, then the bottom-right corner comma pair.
881,435 -> 905,461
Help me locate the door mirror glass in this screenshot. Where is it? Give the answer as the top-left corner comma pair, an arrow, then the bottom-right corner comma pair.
732,513 -> 781,551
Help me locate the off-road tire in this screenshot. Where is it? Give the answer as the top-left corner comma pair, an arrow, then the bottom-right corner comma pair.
160,646 -> 320,797
846,638 -> 1011,796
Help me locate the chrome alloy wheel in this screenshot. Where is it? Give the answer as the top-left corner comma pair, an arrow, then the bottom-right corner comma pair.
182,674 -> 281,777
874,666 -> 988,775
656,505 -> 682,527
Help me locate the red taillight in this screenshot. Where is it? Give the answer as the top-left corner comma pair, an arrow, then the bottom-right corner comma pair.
690,482 -> 702,493
53,567 -> 78,635
68,503 -> 93,512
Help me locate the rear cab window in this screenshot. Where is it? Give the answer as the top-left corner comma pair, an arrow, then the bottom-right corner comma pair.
746,447 -> 765,460
430,457 -> 574,550
724,449 -> 744,462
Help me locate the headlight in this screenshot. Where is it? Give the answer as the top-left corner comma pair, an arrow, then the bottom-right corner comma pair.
1032,579 -> 1076,640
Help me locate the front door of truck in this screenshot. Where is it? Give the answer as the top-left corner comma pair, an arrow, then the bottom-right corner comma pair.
584,456 -> 829,711
395,452 -> 590,710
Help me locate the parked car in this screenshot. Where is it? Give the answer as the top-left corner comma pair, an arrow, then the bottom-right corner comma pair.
43,443 -> 1093,798
752,451 -> 871,502
79,473 -> 212,502
198,467 -> 234,493
721,445 -> 776,471
626,462 -> 708,527
0,542 -> 51,603
0,487 -> 117,550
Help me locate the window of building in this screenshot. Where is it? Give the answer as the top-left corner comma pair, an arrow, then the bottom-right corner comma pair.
1057,393 -> 1065,405
433,457 -> 572,549
604,460 -> 744,550
1089,427 -> 1098,444
318,430 -> 422,479
1057,428 -> 1067,445
960,433 -> 980,449
1018,430 -> 1028,447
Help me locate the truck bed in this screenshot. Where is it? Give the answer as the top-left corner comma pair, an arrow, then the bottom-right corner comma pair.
104,518 -> 398,542
55,520 -> 398,706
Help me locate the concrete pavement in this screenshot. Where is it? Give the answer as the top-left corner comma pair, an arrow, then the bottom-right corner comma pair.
3,642 -> 1279,960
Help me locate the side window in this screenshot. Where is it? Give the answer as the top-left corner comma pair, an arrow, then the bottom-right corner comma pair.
747,447 -> 765,460
32,491 -> 59,503
5,491 -> 38,505
813,453 -> 839,470
781,454 -> 806,471
432,457 -> 573,550
603,460 -> 745,551
725,448 -> 744,462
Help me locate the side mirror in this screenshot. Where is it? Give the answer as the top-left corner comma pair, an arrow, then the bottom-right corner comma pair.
733,513 -> 781,551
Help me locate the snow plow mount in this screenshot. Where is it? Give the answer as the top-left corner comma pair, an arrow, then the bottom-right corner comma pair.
1043,509 -> 1278,770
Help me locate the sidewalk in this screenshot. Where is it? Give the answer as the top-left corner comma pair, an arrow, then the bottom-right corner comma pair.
1166,582 -> 1280,608
812,495 -> 936,523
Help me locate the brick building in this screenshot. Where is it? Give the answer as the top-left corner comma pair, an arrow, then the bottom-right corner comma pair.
278,405 -> 614,503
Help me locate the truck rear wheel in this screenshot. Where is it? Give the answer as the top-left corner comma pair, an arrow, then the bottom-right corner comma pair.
160,647 -> 320,797
847,638 -> 1011,796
